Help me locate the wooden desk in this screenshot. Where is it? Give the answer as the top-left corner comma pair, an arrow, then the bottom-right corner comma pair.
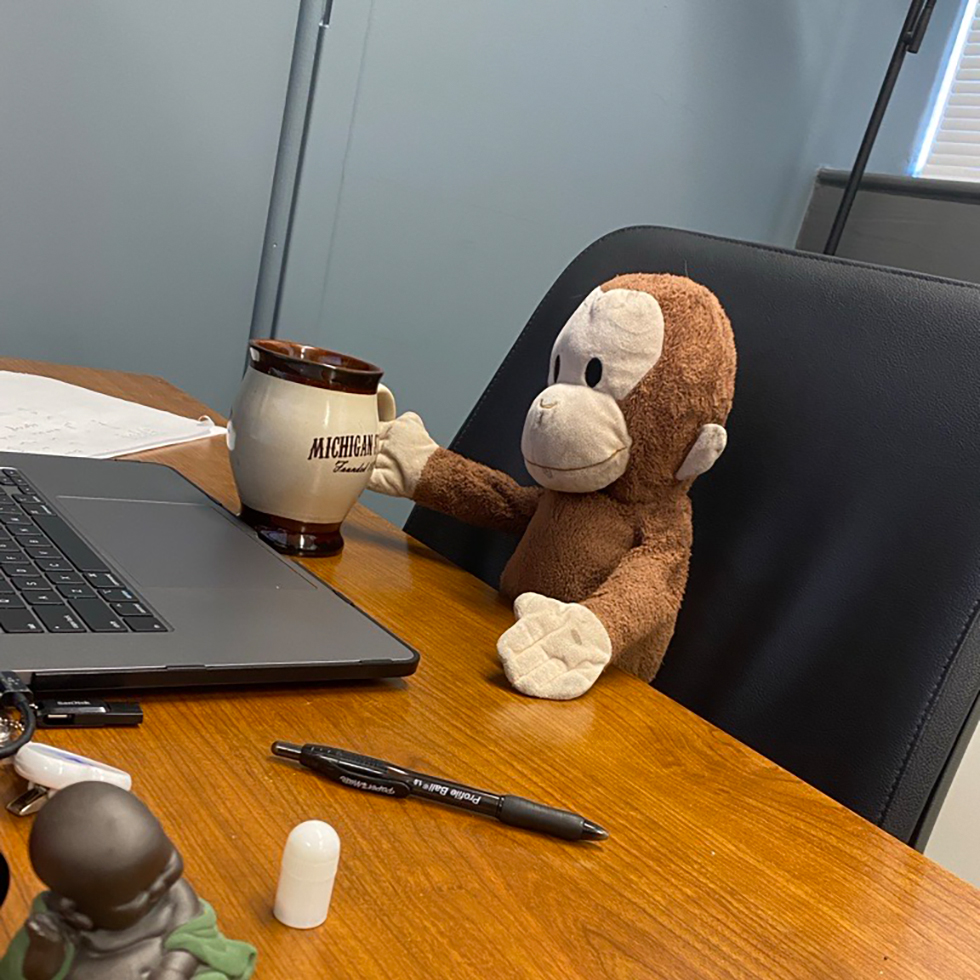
1,359 -> 979,979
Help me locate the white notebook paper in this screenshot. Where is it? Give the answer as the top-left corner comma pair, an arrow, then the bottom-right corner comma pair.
0,371 -> 226,458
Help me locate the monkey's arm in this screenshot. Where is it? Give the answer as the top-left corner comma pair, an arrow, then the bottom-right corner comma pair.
580,536 -> 687,681
369,412 -> 541,535
498,520 -> 687,699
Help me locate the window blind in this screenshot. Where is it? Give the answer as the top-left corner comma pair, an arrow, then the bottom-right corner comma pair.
918,0 -> 980,180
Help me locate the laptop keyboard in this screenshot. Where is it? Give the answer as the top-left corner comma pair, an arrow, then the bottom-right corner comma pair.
0,467 -> 167,635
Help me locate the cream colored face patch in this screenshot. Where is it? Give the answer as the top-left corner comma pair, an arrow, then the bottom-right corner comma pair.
520,286 -> 664,493
549,286 -> 665,401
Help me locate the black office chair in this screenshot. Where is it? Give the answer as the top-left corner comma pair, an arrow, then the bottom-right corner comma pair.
404,226 -> 980,846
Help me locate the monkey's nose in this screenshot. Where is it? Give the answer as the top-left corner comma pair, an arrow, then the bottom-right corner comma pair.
539,398 -> 558,410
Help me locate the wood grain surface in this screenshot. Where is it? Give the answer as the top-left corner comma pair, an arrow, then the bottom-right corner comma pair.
1,358 -> 979,979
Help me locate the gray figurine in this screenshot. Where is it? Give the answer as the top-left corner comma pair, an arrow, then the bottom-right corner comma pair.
0,782 -> 256,980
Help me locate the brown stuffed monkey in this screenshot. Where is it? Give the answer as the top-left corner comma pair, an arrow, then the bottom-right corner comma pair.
370,274 -> 736,700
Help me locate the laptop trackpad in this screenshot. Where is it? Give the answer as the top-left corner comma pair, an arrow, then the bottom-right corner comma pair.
56,496 -> 315,591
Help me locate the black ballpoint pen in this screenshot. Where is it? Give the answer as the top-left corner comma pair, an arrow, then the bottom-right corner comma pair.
271,741 -> 608,843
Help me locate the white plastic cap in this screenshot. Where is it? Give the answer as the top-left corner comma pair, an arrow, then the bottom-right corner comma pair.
274,820 -> 341,929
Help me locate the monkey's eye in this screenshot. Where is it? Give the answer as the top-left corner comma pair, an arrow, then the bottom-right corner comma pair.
553,354 -> 561,383
585,357 -> 603,388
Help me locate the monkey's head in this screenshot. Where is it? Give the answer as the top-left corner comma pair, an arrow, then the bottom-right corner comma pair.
521,273 -> 735,501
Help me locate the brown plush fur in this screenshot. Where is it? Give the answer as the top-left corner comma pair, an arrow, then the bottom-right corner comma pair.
412,274 -> 736,681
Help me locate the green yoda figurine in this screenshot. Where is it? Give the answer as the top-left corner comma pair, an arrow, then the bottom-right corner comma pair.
0,782 -> 256,980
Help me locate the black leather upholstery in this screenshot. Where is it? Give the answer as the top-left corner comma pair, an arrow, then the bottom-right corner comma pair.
404,226 -> 980,844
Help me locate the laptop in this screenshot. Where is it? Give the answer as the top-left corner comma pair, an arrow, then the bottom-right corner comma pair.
0,451 -> 419,693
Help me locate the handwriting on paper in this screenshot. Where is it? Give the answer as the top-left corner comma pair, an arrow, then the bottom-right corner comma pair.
0,372 -> 225,459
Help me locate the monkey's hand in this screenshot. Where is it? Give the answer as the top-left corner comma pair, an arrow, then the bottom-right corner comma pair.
497,593 -> 612,700
369,411 -> 439,499
23,913 -> 69,980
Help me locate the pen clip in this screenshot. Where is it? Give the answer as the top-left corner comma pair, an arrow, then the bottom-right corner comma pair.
304,750 -> 411,798
309,744 -> 403,774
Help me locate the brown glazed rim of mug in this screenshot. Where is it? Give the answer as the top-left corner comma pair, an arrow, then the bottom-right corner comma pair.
249,339 -> 383,394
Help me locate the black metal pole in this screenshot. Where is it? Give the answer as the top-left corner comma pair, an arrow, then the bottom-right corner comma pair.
824,0 -> 937,255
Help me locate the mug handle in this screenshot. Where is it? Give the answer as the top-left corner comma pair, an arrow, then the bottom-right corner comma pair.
377,384 -> 396,422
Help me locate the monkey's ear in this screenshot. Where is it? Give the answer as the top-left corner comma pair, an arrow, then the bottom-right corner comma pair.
675,424 -> 728,481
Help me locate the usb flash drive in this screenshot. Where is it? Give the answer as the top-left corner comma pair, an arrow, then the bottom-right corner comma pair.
35,699 -> 143,729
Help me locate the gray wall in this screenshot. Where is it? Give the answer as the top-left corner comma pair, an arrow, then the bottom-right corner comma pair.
0,0 -> 959,501
0,0 -> 299,412
277,0 -> 944,524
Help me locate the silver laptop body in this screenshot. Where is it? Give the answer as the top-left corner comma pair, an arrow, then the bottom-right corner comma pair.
0,452 -> 419,693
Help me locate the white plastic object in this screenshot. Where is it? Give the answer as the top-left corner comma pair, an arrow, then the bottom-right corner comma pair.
274,820 -> 341,929
13,742 -> 132,793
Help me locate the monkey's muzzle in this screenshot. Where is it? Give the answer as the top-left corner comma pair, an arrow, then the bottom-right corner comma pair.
521,384 -> 631,493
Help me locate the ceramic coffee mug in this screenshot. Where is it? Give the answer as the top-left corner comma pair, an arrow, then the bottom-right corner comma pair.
228,340 -> 396,556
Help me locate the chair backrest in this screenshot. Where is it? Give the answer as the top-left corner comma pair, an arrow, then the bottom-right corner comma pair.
404,226 -> 980,844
